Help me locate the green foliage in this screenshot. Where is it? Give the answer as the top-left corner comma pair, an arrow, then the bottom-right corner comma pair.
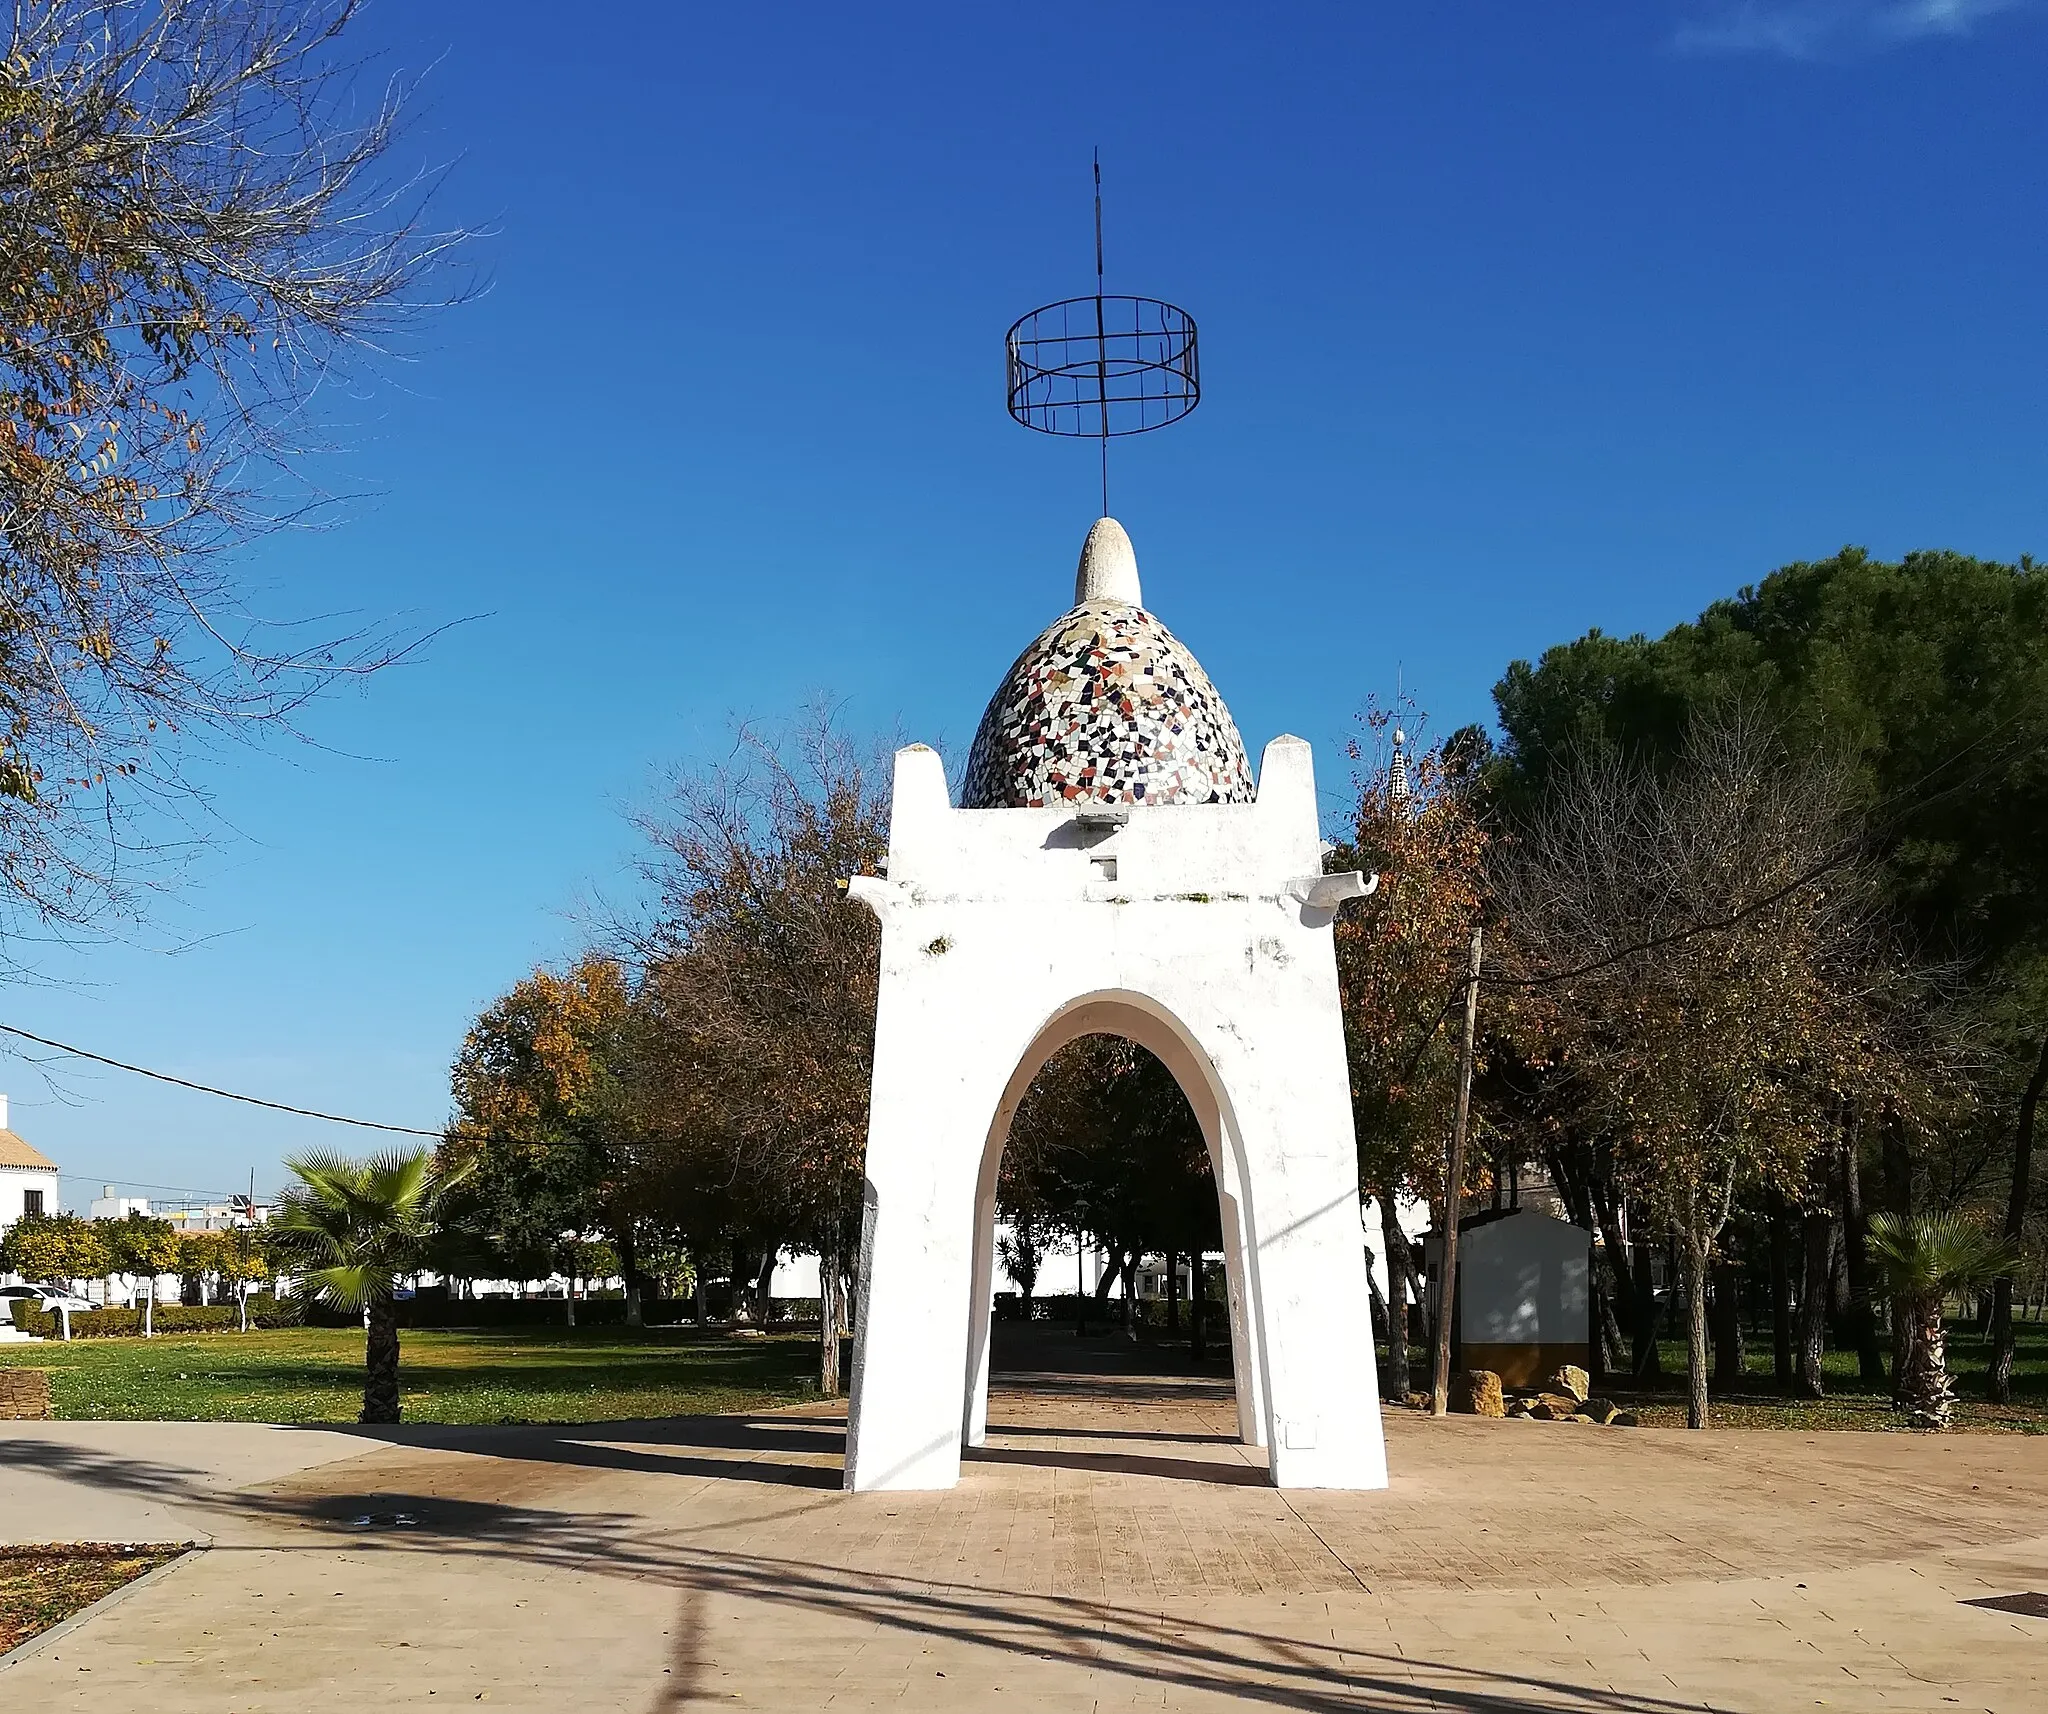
102,1211 -> 180,1278
1494,547 -> 2048,997
443,954 -> 636,1280
272,1147 -> 475,1314
1867,1211 -> 2021,1300
217,1227 -> 272,1288
0,1211 -> 105,1281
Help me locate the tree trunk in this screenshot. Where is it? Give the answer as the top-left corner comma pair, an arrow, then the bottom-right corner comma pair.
1683,1237 -> 1711,1429
1898,1294 -> 1953,1429
1798,1205 -> 1831,1398
1593,1277 -> 1622,1378
754,1250 -> 778,1324
1590,1181 -> 1639,1348
1120,1252 -> 1138,1341
1379,1196 -> 1410,1400
143,1280 -> 155,1338
1882,1106 -> 1914,1219
1711,1255 -> 1744,1390
620,1223 -> 642,1329
1988,1027 -> 2048,1403
1190,1255 -> 1207,1361
1839,1127 -> 1886,1386
1075,1233 -> 1090,1337
1589,1187 -> 1638,1343
694,1265 -> 707,1326
1628,1211 -> 1662,1378
362,1299 -> 402,1424
1166,1249 -> 1181,1335
819,1232 -> 841,1397
564,1275 -> 576,1327
1769,1197 -> 1795,1389
1364,1243 -> 1390,1344
1430,924 -> 1483,1418
237,1282 -> 249,1333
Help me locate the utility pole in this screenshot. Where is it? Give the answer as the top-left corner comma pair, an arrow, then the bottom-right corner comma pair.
1431,924 -> 1484,1416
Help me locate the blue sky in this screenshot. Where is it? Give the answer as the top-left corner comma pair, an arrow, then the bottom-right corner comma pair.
10,0 -> 2046,1206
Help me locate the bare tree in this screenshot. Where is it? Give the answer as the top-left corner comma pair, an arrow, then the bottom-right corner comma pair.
1495,706 -> 1895,1428
1,2 -> 472,940
621,705 -> 889,1395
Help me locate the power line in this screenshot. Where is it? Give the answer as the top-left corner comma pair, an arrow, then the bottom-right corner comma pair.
0,1023 -> 442,1137
1479,838 -> 1858,992
55,1172 -> 254,1202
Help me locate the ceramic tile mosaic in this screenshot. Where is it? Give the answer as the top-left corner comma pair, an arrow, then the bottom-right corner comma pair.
960,599 -> 1255,809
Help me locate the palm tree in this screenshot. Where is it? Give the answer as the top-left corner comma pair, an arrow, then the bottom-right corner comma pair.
1866,1211 -> 2020,1430
274,1147 -> 475,1425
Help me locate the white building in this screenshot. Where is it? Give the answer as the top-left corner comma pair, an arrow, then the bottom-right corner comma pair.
160,1200 -> 272,1232
0,1096 -> 60,1230
90,1186 -> 154,1220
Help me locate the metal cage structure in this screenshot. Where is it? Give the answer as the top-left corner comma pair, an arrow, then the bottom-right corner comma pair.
1005,294 -> 1200,439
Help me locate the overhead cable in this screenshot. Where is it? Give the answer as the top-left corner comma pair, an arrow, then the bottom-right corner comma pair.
0,1023 -> 442,1137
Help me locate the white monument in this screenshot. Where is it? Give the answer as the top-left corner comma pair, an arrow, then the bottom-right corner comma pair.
843,517 -> 1389,1493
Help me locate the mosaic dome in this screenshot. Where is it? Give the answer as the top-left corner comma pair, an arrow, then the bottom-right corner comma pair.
960,519 -> 1255,810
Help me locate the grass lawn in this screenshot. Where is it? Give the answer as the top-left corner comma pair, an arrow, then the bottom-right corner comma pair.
0,1325 -> 821,1425
1602,1317 -> 2048,1432
0,1545 -> 181,1653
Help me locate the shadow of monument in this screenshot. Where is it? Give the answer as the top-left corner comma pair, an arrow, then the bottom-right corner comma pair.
964,1440 -> 1265,1485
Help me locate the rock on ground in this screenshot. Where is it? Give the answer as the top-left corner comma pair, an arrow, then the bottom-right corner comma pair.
1448,1369 -> 1505,1417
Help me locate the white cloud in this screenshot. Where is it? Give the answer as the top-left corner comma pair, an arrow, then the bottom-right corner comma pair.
1674,0 -> 2029,57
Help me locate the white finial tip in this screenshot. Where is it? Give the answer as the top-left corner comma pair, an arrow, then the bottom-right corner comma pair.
1074,516 -> 1142,606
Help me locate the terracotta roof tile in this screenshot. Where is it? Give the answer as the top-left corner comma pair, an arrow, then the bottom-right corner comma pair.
0,1131 -> 57,1170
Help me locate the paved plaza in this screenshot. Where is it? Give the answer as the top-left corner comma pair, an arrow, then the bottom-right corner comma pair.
3,1332 -> 2046,1711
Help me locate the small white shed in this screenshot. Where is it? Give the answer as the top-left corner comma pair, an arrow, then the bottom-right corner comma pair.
1438,1208 -> 1592,1387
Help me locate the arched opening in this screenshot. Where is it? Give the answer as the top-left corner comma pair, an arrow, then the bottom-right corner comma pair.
959,992 -> 1270,1456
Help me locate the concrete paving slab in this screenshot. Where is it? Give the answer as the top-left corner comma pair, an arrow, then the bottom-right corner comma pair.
4,1335 -> 2048,1709
0,1422 -> 377,1545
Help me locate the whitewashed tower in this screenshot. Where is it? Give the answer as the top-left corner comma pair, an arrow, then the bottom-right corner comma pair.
843,518 -> 1387,1492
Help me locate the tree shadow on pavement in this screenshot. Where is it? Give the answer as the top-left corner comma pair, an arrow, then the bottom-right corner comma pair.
2,1432 -> 1718,1713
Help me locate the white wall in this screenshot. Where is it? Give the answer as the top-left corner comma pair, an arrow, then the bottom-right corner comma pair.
90,1193 -> 153,1220
844,735 -> 1387,1493
0,1168 -> 60,1228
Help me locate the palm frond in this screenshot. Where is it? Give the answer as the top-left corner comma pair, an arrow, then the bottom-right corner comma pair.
1866,1211 -> 2020,1298
275,1145 -> 456,1308
363,1149 -> 433,1216
298,1263 -> 392,1315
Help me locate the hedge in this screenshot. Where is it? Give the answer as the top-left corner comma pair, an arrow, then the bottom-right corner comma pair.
7,1295 -> 828,1337
9,1297 -> 299,1339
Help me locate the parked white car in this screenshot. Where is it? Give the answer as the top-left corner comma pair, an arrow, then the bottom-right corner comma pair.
0,1282 -> 95,1341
